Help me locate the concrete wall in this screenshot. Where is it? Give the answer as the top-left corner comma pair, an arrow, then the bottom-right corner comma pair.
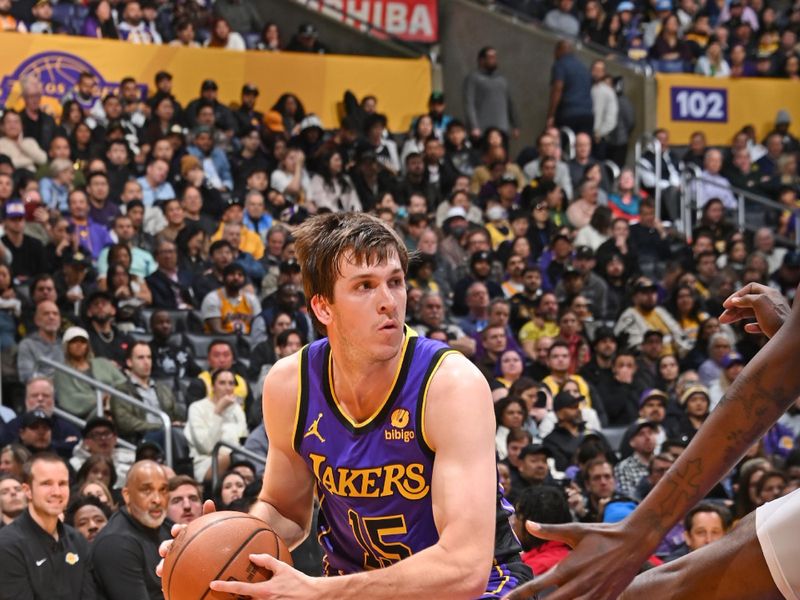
252,1 -> 421,58
439,0 -> 656,160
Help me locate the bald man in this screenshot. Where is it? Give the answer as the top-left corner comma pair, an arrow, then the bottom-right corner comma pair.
16,300 -> 63,382
91,461 -> 171,600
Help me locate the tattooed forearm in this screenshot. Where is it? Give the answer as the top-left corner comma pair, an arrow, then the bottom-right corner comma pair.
656,458 -> 704,522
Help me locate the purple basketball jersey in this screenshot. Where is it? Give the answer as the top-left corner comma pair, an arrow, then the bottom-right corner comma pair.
293,330 -> 448,574
292,329 -> 532,596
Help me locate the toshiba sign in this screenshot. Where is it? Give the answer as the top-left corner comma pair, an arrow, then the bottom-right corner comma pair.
295,0 -> 439,43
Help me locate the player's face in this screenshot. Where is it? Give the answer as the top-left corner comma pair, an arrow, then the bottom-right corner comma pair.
323,251 -> 407,361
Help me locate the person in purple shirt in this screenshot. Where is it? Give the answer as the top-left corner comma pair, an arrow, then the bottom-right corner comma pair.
86,171 -> 120,227
67,188 -> 112,261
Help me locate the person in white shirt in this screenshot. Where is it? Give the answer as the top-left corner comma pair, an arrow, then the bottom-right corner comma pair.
696,149 -> 737,209
270,148 -> 311,204
185,368 -> 248,481
204,16 -> 246,51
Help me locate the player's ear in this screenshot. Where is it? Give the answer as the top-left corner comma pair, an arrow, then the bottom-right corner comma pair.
310,294 -> 332,326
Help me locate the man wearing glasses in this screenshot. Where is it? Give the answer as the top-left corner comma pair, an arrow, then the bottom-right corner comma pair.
70,416 -> 136,486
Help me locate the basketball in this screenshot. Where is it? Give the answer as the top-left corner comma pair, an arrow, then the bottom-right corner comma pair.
161,511 -> 292,600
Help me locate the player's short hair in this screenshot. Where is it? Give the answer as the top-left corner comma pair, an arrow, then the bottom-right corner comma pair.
293,213 -> 409,335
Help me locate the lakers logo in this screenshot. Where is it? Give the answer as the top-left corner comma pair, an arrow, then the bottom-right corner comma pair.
391,409 -> 410,429
304,413 -> 326,443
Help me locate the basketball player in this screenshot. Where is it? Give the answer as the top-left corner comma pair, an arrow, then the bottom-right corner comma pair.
504,282 -> 800,600
162,213 -> 531,598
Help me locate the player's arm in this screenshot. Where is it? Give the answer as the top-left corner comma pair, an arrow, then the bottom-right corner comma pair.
249,354 -> 316,549
504,282 -> 800,600
619,511 -> 782,600
212,353 -> 498,600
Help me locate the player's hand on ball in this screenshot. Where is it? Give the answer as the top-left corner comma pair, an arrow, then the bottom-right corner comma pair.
156,500 -> 216,578
209,553 -> 317,599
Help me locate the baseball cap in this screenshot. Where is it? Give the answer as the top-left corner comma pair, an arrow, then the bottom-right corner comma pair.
633,276 -> 658,293
575,245 -> 595,260
498,173 -> 518,186
299,23 -> 318,37
655,0 -> 672,10
518,443 -> 553,461
638,388 -> 668,408
553,391 -> 581,412
200,79 -> 218,91
616,1 -> 635,11
563,264 -> 581,278
63,250 -> 91,269
721,352 -> 745,369
20,409 -> 52,429
471,250 -> 492,266
776,110 -> 792,125
63,326 -> 90,344
429,91 -> 445,103
679,384 -> 710,406
241,83 -> 259,96
3,200 -> 25,219
280,258 -> 301,273
299,114 -> 324,132
444,206 -> 467,223
82,416 -> 116,437
86,290 -> 114,307
783,250 -> 800,268
223,197 -> 244,210
631,419 -> 659,436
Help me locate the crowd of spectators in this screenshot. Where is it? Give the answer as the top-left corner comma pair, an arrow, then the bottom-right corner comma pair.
498,0 -> 800,77
0,0 -> 328,54
0,5 -> 798,590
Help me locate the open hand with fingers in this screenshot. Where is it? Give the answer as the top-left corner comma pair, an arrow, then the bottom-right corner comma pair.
501,520 -> 658,600
209,553 -> 318,599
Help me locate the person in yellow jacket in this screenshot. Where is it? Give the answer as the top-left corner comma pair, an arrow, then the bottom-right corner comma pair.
210,198 -> 264,260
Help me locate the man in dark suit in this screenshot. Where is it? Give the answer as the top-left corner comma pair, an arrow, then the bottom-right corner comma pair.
145,238 -> 195,309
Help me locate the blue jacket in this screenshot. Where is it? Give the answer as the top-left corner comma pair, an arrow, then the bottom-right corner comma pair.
187,145 -> 233,190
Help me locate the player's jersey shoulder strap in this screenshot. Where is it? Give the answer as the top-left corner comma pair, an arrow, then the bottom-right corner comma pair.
415,345 -> 460,460
292,344 -> 312,453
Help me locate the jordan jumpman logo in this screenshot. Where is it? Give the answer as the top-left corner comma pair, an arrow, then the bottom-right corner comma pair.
304,412 -> 326,443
